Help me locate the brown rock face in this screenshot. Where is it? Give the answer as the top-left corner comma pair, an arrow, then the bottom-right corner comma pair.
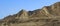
0,2 -> 60,26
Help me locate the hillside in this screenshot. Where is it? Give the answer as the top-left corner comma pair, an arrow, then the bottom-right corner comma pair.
0,2 -> 60,26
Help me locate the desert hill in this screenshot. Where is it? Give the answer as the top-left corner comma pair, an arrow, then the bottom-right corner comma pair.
0,2 -> 60,26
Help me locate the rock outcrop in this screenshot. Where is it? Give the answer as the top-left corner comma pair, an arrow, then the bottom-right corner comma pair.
0,2 -> 60,26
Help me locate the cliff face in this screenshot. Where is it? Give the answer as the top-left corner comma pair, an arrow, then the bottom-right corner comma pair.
0,2 -> 60,26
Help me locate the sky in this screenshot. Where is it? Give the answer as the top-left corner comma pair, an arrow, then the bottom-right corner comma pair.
0,0 -> 60,19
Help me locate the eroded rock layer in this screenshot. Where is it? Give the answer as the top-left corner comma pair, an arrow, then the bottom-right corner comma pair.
0,2 -> 60,26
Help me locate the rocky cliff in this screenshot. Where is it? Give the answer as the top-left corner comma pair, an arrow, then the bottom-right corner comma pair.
0,2 -> 60,26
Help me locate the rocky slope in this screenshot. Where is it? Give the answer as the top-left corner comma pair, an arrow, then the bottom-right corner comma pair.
0,2 -> 60,26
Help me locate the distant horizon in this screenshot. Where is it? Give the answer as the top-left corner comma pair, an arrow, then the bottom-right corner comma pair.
0,0 -> 60,19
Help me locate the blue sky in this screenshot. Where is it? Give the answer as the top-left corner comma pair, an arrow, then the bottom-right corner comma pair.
0,0 -> 60,19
